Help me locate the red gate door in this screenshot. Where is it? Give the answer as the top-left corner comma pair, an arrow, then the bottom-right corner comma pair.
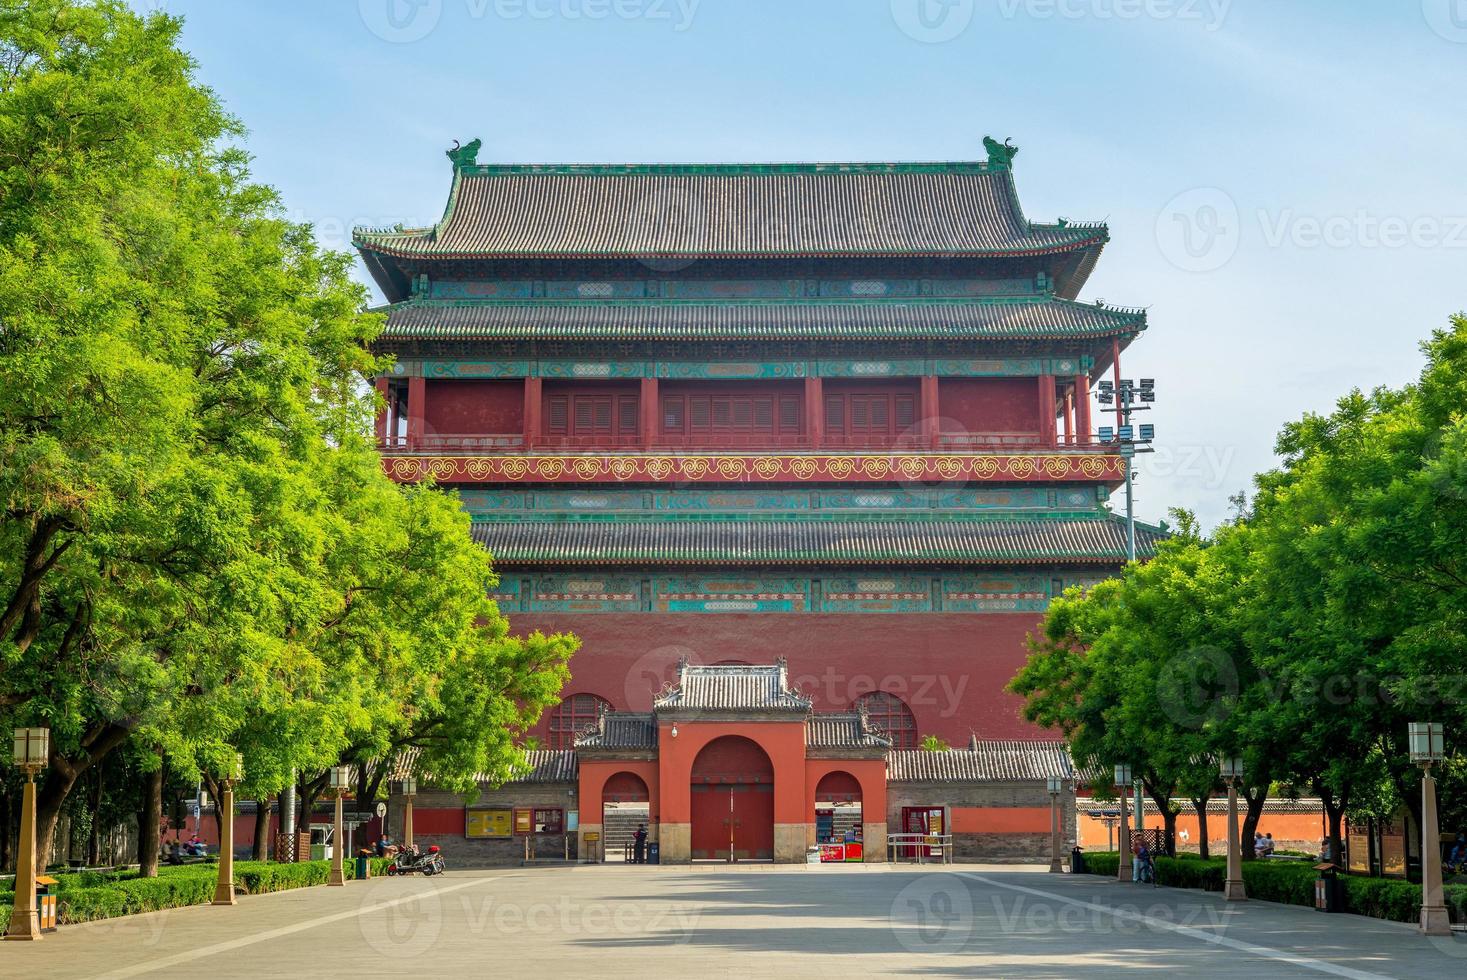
691,784 -> 731,860
731,783 -> 774,861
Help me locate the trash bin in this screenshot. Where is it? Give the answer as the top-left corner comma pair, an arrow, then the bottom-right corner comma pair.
1070,847 -> 1087,875
35,875 -> 58,933
355,853 -> 371,880
647,842 -> 659,865
1313,863 -> 1342,912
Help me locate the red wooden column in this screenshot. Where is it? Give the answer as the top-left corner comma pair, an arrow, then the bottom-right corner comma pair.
1061,388 -> 1074,446
406,375 -> 426,450
1038,375 -> 1057,447
805,375 -> 824,448
374,377 -> 390,446
523,376 -> 542,448
640,377 -> 659,448
919,376 -> 939,449
1074,374 -> 1092,446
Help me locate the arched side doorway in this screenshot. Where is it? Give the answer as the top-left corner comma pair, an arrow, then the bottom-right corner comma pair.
601,771 -> 651,863
814,771 -> 863,852
690,736 -> 774,862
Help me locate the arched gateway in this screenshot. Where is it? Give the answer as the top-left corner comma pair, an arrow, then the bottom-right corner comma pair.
690,736 -> 775,861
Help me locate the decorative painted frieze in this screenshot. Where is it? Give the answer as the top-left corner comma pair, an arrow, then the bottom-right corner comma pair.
456,486 -> 1105,515
385,452 -> 1127,485
427,277 -> 1042,302
496,571 -> 1093,614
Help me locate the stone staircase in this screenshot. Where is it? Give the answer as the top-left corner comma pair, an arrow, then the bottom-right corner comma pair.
602,805 -> 650,861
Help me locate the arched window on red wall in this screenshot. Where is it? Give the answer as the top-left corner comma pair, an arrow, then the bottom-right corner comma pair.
854,691 -> 918,749
546,693 -> 612,749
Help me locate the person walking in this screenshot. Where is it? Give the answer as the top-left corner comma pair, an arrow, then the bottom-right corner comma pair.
633,824 -> 648,865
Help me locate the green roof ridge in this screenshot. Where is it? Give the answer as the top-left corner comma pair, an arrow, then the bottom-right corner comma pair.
452,161 -> 1009,177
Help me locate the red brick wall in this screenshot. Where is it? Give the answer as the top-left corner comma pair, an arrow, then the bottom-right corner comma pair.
939,378 -> 1042,436
514,612 -> 1047,744
424,380 -> 523,434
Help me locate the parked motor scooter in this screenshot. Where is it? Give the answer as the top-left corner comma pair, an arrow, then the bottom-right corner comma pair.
386,844 -> 445,876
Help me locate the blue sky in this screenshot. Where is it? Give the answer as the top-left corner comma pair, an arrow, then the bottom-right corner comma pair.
153,0 -> 1467,528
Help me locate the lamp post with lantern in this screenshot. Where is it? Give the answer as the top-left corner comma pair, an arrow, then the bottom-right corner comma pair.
1409,722 -> 1450,936
1114,765 -> 1132,883
213,753 -> 244,906
328,765 -> 350,886
401,777 -> 417,848
1220,756 -> 1247,901
1047,776 -> 1066,873
4,727 -> 49,941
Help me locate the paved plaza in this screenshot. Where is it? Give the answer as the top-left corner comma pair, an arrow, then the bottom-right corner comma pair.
3,866 -> 1464,979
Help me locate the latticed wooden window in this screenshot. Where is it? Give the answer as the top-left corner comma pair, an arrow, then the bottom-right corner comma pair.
779,397 -> 801,433
855,691 -> 918,749
546,693 -> 612,749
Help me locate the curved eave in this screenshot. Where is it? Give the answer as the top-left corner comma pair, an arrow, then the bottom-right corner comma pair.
468,516 -> 1165,567
368,297 -> 1147,344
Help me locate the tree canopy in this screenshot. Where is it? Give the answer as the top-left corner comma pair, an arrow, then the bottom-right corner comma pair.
1011,314 -> 1467,858
0,0 -> 576,872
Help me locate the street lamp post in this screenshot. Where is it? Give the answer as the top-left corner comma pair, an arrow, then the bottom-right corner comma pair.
1220,757 -> 1247,901
328,765 -> 350,886
1114,765 -> 1132,883
1409,723 -> 1450,936
401,777 -> 417,848
4,727 -> 49,941
213,753 -> 244,906
1047,776 -> 1065,873
1095,378 -> 1157,565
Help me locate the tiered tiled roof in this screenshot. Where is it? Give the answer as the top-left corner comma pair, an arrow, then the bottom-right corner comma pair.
806,712 -> 895,750
887,740 -> 1075,782
386,746 -> 577,785
373,296 -> 1145,342
470,516 -> 1163,566
508,749 -> 579,783
573,712 -> 657,751
653,661 -> 812,712
354,162 -> 1106,261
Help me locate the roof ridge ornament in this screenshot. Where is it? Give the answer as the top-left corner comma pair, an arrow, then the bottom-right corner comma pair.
983,135 -> 1018,171
447,137 -> 482,170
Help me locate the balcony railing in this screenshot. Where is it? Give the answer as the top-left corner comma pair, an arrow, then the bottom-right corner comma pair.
379,431 -> 1108,454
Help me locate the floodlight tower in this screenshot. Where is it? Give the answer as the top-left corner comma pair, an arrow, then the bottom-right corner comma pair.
1095,378 -> 1156,563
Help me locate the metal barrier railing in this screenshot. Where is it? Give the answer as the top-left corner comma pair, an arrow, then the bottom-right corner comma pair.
886,833 -> 953,864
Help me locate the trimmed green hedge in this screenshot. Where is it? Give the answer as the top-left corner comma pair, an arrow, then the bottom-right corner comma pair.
1079,851 -> 1467,924
1,858 -> 393,929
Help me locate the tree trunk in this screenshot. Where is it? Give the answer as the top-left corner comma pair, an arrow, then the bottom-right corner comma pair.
1190,797 -> 1211,859
252,797 -> 271,861
0,784 -> 12,873
138,766 -> 163,878
1142,779 -> 1177,856
35,763 -> 84,873
87,760 -> 105,866
1240,786 -> 1268,860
